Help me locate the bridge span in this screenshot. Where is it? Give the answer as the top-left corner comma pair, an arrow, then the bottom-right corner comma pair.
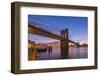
28,24 -> 79,59
28,24 -> 79,46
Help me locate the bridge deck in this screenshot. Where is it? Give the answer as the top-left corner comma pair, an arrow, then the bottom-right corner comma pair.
28,24 -> 79,46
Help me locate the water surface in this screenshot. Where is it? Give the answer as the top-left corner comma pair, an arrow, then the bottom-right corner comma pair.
37,47 -> 88,60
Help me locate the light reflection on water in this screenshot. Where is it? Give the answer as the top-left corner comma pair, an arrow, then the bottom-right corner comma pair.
69,47 -> 88,59
37,47 -> 88,60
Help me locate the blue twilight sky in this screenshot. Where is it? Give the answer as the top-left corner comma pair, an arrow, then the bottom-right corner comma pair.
28,15 -> 88,43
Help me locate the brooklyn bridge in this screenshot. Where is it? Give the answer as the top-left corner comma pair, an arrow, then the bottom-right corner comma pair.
28,23 -> 80,59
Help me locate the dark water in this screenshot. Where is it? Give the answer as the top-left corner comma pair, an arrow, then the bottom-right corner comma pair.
37,47 -> 88,60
